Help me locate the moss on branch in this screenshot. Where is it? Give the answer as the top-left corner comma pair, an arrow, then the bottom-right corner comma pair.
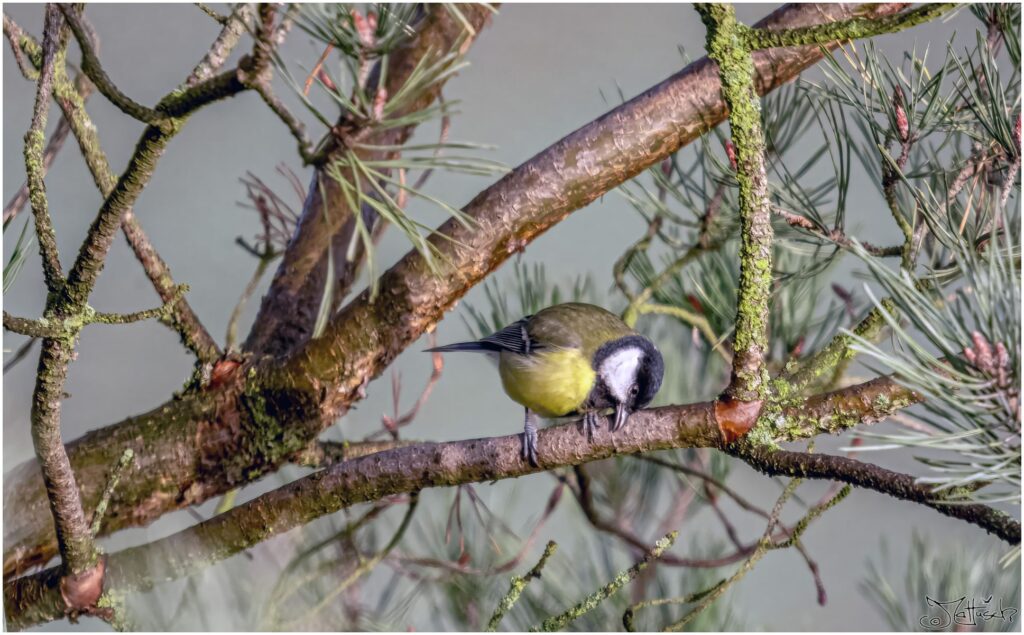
745,3 -> 957,50
697,4 -> 774,402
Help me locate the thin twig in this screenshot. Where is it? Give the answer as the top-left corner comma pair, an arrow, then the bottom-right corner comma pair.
4,337 -> 38,374
367,335 -> 444,441
732,444 -> 1020,543
187,3 -> 254,86
194,2 -> 227,24
486,540 -> 557,631
4,114 -> 76,224
89,449 -> 134,536
226,257 -> 273,352
59,5 -> 167,126
23,5 -> 68,292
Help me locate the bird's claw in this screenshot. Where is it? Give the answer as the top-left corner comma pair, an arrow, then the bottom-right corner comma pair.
521,427 -> 539,467
612,402 -> 630,432
580,410 -> 601,441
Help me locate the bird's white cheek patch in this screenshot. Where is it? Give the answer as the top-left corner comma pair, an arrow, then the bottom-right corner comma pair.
600,348 -> 643,402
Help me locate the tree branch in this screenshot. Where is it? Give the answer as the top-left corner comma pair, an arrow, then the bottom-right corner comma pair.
185,3 -> 253,87
25,3 -> 102,572
243,4 -> 494,357
2,1 -> 912,582
4,14 -> 221,362
279,3 -> 908,413
23,4 -> 68,292
698,4 -> 774,402
3,312 -> 63,339
3,373 -> 961,629
58,5 -> 168,126
745,3 -> 957,49
731,444 -> 1021,543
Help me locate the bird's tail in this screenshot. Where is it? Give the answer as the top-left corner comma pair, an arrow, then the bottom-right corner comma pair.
423,341 -> 502,353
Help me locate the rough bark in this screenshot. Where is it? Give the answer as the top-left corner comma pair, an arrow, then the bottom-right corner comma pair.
5,376 -> 933,631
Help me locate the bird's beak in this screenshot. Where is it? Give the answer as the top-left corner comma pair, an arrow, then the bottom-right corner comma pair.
613,402 -> 630,432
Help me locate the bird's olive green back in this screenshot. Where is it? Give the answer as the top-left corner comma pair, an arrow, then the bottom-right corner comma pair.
525,303 -> 635,359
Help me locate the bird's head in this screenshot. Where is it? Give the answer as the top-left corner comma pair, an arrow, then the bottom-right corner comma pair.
593,335 -> 664,431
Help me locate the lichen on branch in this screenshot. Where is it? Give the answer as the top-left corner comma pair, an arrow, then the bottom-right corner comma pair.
697,4 -> 774,402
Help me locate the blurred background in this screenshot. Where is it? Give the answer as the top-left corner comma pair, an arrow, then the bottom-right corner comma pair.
3,3 -> 1018,631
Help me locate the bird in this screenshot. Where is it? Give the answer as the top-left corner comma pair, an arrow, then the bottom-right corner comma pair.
426,302 -> 664,466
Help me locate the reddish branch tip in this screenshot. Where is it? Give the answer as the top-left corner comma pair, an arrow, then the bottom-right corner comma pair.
373,88 -> 388,121
893,86 -> 909,142
724,139 -> 738,170
352,10 -> 375,49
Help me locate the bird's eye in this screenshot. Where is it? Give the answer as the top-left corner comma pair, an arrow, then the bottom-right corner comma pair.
629,384 -> 639,397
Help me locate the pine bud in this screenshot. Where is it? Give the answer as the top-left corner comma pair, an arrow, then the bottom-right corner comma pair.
317,68 -> 336,92
352,10 -> 375,49
724,139 -> 737,170
372,87 -> 388,120
1015,114 -> 1021,152
893,86 -> 909,142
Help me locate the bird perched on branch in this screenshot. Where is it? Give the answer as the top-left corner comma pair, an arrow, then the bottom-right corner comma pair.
427,302 -> 664,466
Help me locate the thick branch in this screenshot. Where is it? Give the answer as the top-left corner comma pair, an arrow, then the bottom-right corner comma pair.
3,2 -> 910,581
244,4 -> 493,356
280,3 -> 908,411
3,376 -> 973,631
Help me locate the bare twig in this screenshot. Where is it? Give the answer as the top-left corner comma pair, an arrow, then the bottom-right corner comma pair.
194,2 -> 227,25
89,450 -> 134,536
58,5 -> 167,126
186,3 -> 254,86
4,337 -> 38,374
367,336 -> 444,441
731,444 -> 1020,543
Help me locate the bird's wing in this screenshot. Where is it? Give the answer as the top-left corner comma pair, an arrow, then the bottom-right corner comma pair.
479,316 -> 535,354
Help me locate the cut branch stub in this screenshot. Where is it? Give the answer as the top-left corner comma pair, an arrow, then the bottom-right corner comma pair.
713,395 -> 763,444
58,555 -> 105,615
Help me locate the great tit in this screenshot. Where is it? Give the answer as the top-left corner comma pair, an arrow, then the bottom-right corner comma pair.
427,302 -> 664,465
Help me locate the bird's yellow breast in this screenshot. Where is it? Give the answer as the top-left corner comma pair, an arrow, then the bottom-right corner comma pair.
498,348 -> 596,418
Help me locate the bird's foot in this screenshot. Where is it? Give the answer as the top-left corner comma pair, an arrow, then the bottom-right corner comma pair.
522,411 -> 539,467
579,410 -> 601,441
521,428 -> 539,467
